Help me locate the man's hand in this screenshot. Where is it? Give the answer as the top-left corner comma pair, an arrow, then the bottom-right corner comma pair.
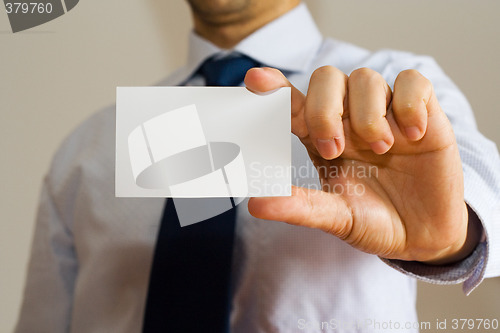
245,66 -> 480,264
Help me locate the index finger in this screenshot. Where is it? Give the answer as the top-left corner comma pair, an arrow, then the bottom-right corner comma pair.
244,67 -> 308,138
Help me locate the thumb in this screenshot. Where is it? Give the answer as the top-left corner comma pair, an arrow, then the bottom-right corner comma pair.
248,186 -> 353,239
244,67 -> 308,138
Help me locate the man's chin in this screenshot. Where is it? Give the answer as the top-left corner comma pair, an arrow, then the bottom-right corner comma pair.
186,0 -> 251,17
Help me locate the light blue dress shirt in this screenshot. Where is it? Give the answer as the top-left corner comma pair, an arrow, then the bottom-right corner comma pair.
15,3 -> 500,333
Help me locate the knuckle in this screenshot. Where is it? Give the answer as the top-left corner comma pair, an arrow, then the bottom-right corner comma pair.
307,111 -> 337,130
349,67 -> 381,86
397,69 -> 432,88
312,65 -> 343,78
356,119 -> 382,138
397,102 -> 420,115
397,69 -> 422,81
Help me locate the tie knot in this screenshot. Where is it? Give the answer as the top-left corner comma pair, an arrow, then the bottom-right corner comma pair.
198,53 -> 260,87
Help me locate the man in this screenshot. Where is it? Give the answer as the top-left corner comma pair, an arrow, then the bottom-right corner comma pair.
15,0 -> 500,332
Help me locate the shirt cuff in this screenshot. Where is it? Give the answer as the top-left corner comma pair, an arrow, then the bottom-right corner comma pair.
381,238 -> 487,295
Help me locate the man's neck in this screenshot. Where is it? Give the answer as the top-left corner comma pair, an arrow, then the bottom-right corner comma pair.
191,1 -> 300,49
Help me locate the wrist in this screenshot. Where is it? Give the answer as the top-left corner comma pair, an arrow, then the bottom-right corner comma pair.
423,203 -> 482,265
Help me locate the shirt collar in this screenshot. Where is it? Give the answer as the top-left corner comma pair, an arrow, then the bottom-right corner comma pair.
169,3 -> 323,86
234,3 -> 323,73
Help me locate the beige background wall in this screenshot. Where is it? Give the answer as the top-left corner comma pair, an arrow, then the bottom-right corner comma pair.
1,0 -> 499,331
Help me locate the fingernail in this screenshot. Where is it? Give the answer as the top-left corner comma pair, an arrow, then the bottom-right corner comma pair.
405,126 -> 421,141
317,138 -> 338,159
369,140 -> 391,154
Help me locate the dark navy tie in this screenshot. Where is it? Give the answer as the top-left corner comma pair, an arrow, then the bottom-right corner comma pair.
142,54 -> 260,333
198,54 -> 260,87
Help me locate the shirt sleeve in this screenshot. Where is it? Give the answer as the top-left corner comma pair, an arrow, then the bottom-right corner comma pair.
376,52 -> 500,295
14,177 -> 77,333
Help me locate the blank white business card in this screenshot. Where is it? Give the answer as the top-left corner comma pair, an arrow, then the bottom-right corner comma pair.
115,86 -> 291,198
